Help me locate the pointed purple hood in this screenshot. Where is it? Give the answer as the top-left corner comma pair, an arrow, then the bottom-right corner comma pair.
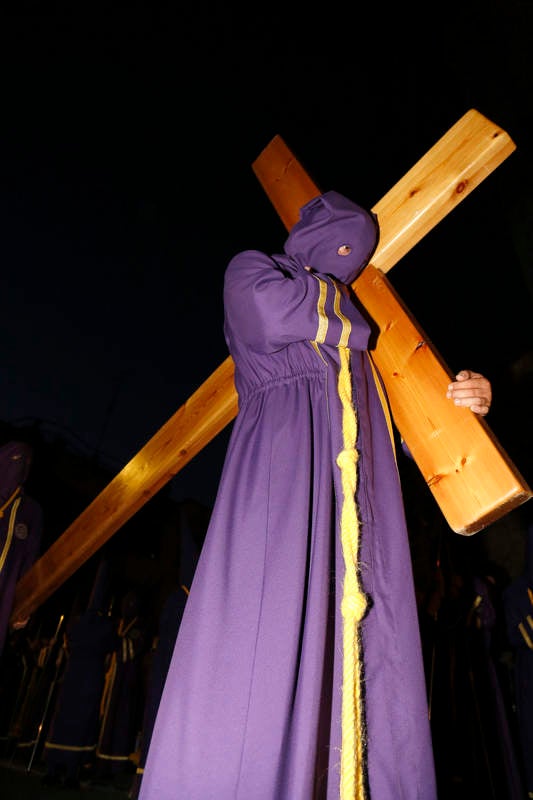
283,190 -> 379,283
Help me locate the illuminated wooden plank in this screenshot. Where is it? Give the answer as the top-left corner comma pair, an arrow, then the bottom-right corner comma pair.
11,109 -> 530,624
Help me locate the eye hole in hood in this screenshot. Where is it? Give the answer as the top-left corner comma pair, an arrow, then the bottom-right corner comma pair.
284,190 -> 379,284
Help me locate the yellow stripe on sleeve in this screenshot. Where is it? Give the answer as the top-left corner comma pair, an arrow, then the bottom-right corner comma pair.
311,274 -> 329,343
331,278 -> 352,348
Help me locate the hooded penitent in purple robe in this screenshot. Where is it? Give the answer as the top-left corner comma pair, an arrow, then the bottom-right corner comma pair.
138,192 -> 437,800
0,441 -> 43,657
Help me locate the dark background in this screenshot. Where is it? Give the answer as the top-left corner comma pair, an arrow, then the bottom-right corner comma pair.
0,1 -> 532,573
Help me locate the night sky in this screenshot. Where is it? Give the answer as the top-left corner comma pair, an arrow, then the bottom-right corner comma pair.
1,2 -> 532,511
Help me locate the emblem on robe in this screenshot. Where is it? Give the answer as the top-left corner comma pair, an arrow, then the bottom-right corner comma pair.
15,523 -> 28,540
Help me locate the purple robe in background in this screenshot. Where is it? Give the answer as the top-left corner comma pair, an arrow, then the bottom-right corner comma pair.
95,589 -> 151,778
43,559 -> 118,783
0,441 -> 43,657
467,575 -> 525,797
503,518 -> 533,795
43,607 -> 118,779
139,192 -> 436,799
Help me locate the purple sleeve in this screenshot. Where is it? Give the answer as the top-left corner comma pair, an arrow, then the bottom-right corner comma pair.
224,250 -> 371,354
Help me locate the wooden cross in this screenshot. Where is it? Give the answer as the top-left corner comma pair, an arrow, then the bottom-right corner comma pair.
11,109 -> 532,625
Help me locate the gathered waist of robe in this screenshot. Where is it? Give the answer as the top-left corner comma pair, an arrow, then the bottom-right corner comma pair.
235,365 -> 330,403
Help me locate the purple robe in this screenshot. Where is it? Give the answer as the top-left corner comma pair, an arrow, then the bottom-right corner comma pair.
467,575 -> 525,797
503,519 -> 533,794
139,192 -> 436,799
43,607 -> 118,780
96,590 -> 151,776
0,441 -> 43,657
43,559 -> 118,781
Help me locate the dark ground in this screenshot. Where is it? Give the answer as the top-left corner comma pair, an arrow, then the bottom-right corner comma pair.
0,758 -> 130,800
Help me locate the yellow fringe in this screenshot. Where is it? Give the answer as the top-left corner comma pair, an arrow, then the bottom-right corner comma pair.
336,346 -> 367,800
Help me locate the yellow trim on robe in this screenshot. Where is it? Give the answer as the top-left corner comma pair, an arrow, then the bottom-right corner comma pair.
0,496 -> 22,574
366,353 -> 397,469
311,273 -> 329,343
518,621 -> 533,649
332,279 -> 352,348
